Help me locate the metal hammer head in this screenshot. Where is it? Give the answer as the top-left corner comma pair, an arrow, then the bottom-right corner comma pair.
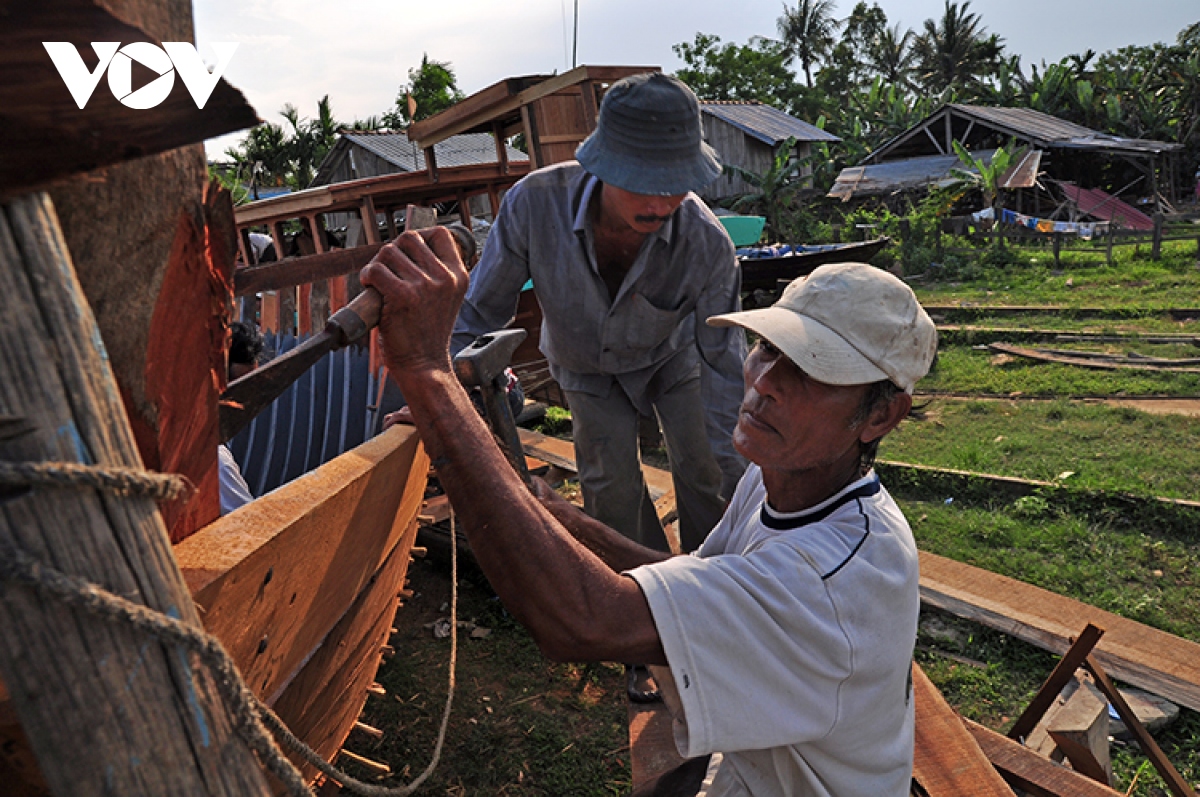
443,222 -> 478,267
453,328 -> 527,387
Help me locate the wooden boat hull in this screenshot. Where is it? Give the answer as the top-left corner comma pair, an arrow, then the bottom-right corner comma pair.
176,425 -> 429,783
738,237 -> 891,292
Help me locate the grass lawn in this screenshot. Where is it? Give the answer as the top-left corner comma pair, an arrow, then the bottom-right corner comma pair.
920,344 -> 1200,396
882,398 -> 1200,499
913,238 -> 1200,308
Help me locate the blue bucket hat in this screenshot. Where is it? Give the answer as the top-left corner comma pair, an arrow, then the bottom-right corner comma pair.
575,72 -> 722,196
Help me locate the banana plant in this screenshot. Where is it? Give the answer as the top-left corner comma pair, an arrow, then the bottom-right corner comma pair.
724,136 -> 812,240
949,139 -> 1025,238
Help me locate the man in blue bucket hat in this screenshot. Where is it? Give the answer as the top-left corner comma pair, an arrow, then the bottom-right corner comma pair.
452,71 -> 747,556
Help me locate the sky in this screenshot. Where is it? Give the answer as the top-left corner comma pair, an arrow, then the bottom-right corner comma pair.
195,0 -> 1198,159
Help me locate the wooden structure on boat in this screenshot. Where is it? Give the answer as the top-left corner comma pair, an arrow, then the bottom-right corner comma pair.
0,1 -> 429,793
232,66 -> 657,407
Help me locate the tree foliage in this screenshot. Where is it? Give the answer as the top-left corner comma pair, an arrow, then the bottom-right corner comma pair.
671,8 -> 1200,201
777,0 -> 842,88
673,33 -> 802,108
950,139 -> 1025,225
224,95 -> 342,192
911,0 -> 1004,97
383,54 -> 465,127
724,136 -> 812,238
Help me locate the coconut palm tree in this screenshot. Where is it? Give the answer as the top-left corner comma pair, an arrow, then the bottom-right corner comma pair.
869,22 -> 917,90
911,0 -> 1004,96
777,0 -> 842,88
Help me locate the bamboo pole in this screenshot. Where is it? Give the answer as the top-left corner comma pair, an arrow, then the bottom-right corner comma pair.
0,193 -> 270,795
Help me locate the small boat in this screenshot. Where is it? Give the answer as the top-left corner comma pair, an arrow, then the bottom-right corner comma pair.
737,237 -> 892,291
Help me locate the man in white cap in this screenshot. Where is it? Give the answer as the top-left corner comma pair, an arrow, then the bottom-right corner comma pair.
362,248 -> 937,795
450,71 -> 747,556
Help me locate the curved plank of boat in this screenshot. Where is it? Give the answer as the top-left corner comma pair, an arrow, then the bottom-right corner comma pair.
174,425 -> 429,780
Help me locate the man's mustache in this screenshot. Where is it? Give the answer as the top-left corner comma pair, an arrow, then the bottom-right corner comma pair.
635,214 -> 671,224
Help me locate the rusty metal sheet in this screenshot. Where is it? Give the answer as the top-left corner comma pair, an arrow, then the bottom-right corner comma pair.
999,149 -> 1042,189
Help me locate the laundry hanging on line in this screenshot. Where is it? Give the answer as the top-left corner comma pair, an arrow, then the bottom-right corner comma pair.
972,208 -> 1110,241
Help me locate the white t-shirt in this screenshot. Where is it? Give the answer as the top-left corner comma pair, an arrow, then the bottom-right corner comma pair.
628,465 -> 919,797
218,444 -> 254,515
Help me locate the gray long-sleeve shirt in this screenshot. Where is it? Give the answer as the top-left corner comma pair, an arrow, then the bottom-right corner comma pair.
452,162 -> 747,490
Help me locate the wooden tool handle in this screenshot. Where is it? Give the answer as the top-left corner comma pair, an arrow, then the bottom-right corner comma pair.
325,226 -> 469,347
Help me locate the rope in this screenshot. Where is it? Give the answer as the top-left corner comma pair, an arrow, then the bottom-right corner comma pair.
0,463 -> 463,796
0,460 -> 190,501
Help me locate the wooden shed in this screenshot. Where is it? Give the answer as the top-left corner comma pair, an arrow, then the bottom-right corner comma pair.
836,103 -> 1184,213
698,101 -> 840,202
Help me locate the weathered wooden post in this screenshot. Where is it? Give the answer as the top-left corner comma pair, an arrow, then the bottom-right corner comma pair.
1152,213 -> 1164,261
0,194 -> 272,795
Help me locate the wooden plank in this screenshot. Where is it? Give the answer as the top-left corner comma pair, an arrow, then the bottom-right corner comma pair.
409,66 -> 657,150
1008,624 -> 1104,742
878,460 -> 1200,511
271,528 -> 418,780
1046,680 -> 1111,786
629,699 -> 687,791
235,245 -> 387,297
988,343 -> 1200,373
1085,656 -> 1198,797
518,428 -> 673,499
261,290 -> 280,332
0,192 -> 269,794
235,163 -> 529,234
964,719 -> 1123,797
919,551 -> 1200,713
912,663 -> 1016,796
175,425 -> 429,707
48,143 -> 238,543
407,76 -> 544,144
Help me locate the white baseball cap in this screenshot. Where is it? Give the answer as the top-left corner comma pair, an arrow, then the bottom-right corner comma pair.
708,263 -> 937,393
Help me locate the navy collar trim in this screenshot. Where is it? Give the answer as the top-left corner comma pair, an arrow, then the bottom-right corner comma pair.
759,475 -> 881,531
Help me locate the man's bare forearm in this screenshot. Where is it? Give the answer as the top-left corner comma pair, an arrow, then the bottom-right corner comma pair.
535,486 -> 672,572
393,367 -> 667,665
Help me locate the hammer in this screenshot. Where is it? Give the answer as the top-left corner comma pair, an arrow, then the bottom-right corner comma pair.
219,224 -> 476,442
453,328 -> 530,486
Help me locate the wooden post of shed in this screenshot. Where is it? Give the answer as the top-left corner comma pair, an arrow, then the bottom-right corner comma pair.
1152,213 -> 1164,261
0,193 -> 271,795
492,121 -> 510,175
1106,226 -> 1115,267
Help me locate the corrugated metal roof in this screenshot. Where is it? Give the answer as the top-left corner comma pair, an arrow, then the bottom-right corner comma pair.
1057,182 -> 1155,230
346,131 -> 529,170
313,131 -> 528,185
828,149 -> 1030,200
700,101 -> 840,146
952,104 -> 1181,154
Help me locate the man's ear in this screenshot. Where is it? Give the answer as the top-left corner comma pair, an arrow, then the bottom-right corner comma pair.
858,392 -> 912,446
